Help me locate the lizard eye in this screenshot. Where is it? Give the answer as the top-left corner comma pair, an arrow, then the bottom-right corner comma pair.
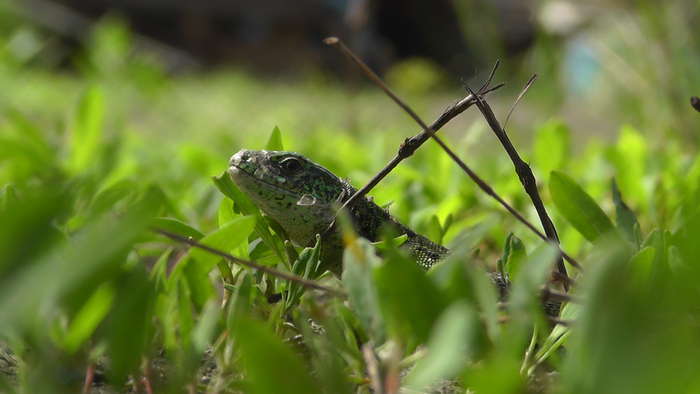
280,157 -> 302,173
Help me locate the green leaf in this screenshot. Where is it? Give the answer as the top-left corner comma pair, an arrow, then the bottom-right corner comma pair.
629,246 -> 655,286
191,300 -> 221,354
213,171 -> 258,215
508,243 -> 559,320
186,215 -> 256,273
533,119 -> 571,177
214,172 -> 287,262
533,302 -> 580,369
235,317 -> 321,394
62,282 -> 115,353
405,301 -> 477,390
265,126 -> 284,151
152,217 -> 205,240
342,238 -> 385,342
611,125 -> 647,206
218,197 -> 236,227
174,215 -> 255,307
374,246 -> 445,346
497,233 -> 527,281
550,171 -> 615,243
0,191 -> 158,330
286,235 -> 322,308
611,179 -> 642,246
69,85 -> 105,174
431,221 -> 499,339
106,267 -> 155,383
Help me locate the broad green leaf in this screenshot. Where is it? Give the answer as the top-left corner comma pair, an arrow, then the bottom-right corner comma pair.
213,171 -> 258,215
106,267 -> 155,383
152,217 -> 204,240
405,301 -> 477,390
214,172 -> 286,262
69,85 -> 105,174
431,221 -> 499,339
508,243 -> 559,320
0,186 -> 69,279
265,126 -> 284,150
550,171 -> 615,243
342,238 -> 385,342
175,215 -> 255,307
235,317 -> 322,394
191,300 -> 221,354
629,246 -> 655,286
218,197 -> 236,227
62,282 -> 115,353
0,192 -> 158,330
533,119 -> 570,176
374,246 -> 446,346
186,215 -> 256,273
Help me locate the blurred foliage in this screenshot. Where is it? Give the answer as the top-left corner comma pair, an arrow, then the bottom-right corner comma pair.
2,4 -> 700,394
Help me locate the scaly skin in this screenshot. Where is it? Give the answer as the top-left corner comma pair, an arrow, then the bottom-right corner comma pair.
228,149 -> 450,273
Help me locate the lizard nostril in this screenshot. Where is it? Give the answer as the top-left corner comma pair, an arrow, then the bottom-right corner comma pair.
230,149 -> 250,167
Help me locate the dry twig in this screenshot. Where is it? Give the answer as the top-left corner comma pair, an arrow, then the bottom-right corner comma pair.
325,36 -> 503,219
324,37 -> 582,272
153,228 -> 346,298
465,81 -> 571,283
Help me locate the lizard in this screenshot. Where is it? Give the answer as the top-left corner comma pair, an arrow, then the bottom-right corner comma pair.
227,149 -> 516,298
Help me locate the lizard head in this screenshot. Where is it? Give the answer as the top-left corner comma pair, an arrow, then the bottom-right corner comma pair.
228,149 -> 348,246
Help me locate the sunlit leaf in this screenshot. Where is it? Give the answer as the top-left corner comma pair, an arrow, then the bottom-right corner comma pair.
405,301 -> 477,390
611,179 -> 642,247
68,85 -> 105,174
62,282 -> 115,353
235,317 -> 321,394
533,119 -> 570,177
342,238 -> 385,342
550,171 -> 615,243
265,126 -> 284,151
497,233 -> 526,281
152,217 -> 205,240
374,245 -> 446,346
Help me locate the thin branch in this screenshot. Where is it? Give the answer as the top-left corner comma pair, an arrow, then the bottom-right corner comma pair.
329,83 -> 503,226
325,37 -> 582,271
82,363 -> 95,394
325,37 -> 501,225
475,59 -> 500,94
465,84 -> 575,278
504,74 -> 537,131
153,228 -> 346,298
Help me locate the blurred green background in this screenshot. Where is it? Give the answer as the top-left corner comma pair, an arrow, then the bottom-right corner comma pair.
1,0 -> 700,393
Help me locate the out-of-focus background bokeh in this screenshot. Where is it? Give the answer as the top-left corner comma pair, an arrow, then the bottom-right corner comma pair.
3,0 -> 699,145
2,1 -> 700,393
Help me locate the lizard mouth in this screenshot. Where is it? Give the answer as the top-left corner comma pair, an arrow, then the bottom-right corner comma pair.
227,163 -> 301,199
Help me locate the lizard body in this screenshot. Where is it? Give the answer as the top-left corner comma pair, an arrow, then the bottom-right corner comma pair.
227,150 -> 564,315
228,149 -> 449,273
